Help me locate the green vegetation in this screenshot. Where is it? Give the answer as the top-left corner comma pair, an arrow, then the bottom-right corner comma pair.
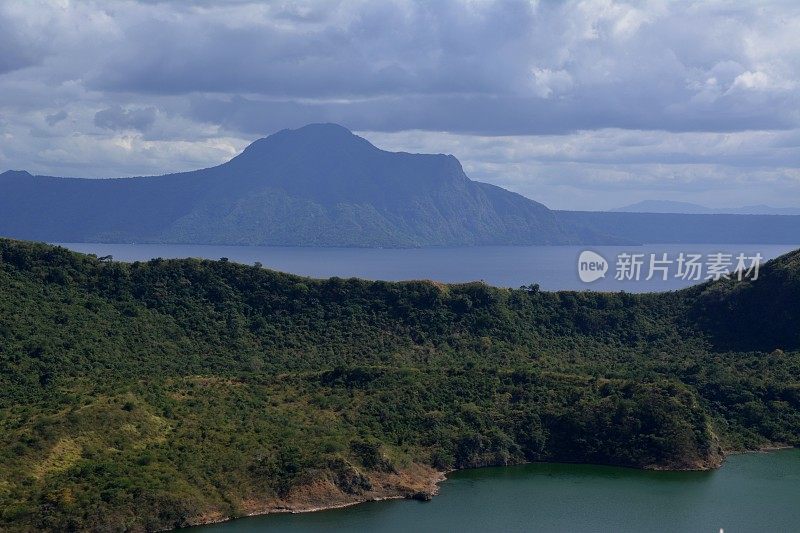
0,239 -> 798,531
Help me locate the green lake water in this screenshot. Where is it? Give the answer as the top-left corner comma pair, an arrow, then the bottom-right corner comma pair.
193,449 -> 799,532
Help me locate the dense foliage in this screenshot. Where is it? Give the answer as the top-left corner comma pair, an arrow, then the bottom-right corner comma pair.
0,239 -> 798,531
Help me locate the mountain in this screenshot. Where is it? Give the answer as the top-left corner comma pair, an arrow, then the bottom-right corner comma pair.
613,200 -> 800,216
612,200 -> 717,214
557,210 -> 800,244
1,238 -> 799,530
0,123 -> 601,247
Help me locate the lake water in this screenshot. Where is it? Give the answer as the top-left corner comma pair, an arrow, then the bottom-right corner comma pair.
192,450 -> 800,533
56,243 -> 798,292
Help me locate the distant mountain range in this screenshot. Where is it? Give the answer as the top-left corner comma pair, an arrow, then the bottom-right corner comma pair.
613,200 -> 800,216
2,123 -> 800,247
557,210 -> 800,245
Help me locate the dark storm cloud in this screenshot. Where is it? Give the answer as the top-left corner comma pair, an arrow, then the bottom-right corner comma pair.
94,105 -> 157,132
90,1 -> 533,100
0,10 -> 44,75
45,110 -> 67,126
188,90 -> 797,139
0,40 -> 36,74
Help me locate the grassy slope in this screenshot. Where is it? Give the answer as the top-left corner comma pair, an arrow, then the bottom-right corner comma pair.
0,239 -> 798,531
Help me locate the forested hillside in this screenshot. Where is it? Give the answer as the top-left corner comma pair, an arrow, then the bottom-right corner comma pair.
0,239 -> 798,531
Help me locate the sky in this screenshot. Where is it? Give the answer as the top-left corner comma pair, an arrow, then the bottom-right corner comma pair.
1,0 -> 799,210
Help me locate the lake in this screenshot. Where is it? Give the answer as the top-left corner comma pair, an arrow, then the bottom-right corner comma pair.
191,450 -> 800,533
55,243 -> 798,292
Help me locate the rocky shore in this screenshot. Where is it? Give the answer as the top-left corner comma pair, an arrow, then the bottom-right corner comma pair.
184,463 -> 445,529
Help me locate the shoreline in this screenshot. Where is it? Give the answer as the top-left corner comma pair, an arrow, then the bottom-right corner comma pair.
724,444 -> 794,456
186,446 -> 796,530
186,467 -> 448,530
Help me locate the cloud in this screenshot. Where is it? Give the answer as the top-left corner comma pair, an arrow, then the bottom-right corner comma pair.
4,1 -> 800,137
530,68 -> 574,99
94,105 -> 157,132
74,0 -> 799,135
45,110 -> 68,126
4,1 -> 795,132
